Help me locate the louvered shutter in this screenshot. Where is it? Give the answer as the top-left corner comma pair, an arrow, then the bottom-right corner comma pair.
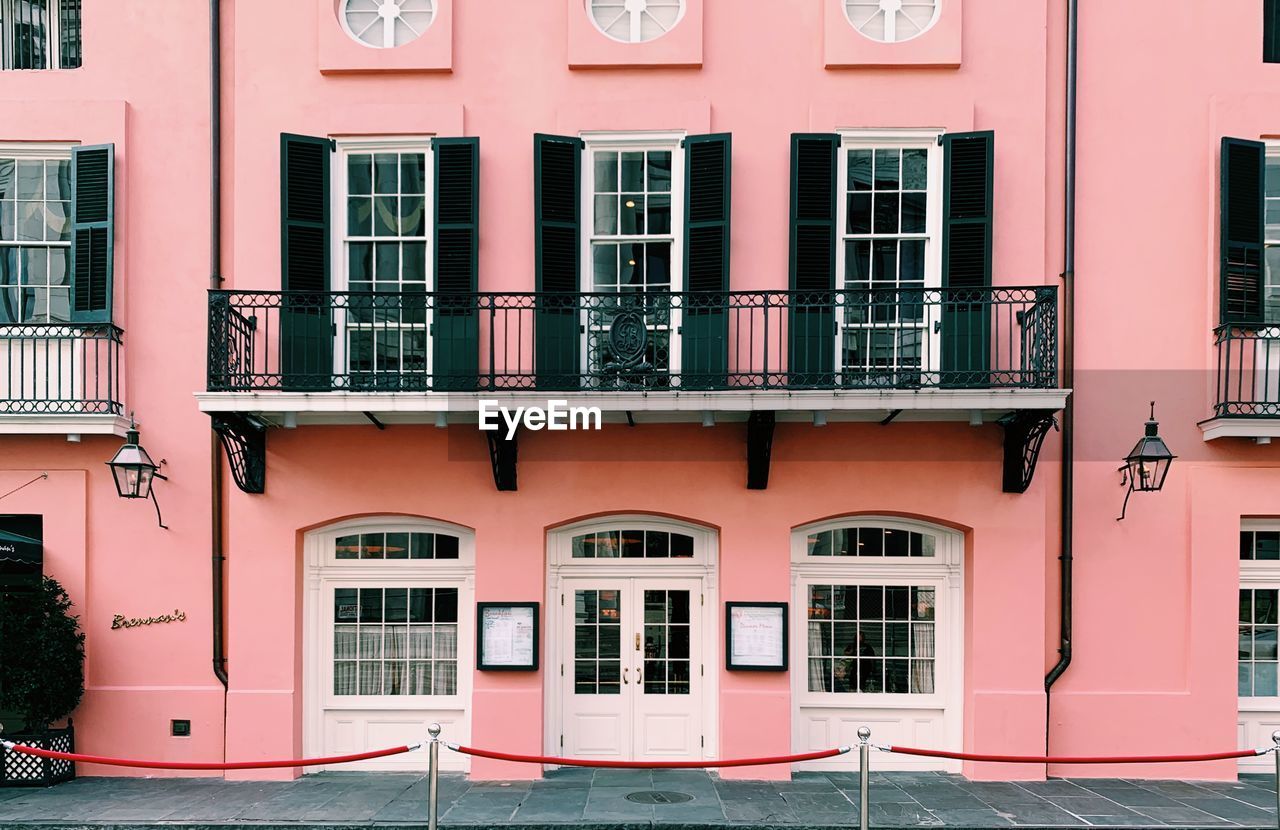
788,134 -> 838,387
682,133 -> 731,389
70,144 -> 114,324
1267,0 -> 1280,63
941,130 -> 994,384
1221,137 -> 1266,325
535,134 -> 583,388
280,133 -> 333,390
433,137 -> 480,390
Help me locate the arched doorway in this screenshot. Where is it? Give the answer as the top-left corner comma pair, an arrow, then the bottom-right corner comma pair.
545,517 -> 718,764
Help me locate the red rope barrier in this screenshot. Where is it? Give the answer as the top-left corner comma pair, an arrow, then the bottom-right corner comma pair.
886,746 -> 1263,764
0,741 -> 417,771
448,744 -> 848,769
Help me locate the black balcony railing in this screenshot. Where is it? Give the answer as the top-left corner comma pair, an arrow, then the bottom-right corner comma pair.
0,324 -> 124,415
1213,325 -> 1280,418
207,287 -> 1058,394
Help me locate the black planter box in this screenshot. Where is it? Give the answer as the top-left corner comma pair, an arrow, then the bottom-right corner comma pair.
1,724 -> 75,787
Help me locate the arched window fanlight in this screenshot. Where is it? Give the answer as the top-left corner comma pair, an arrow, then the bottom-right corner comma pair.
844,0 -> 941,44
341,0 -> 435,49
587,0 -> 686,44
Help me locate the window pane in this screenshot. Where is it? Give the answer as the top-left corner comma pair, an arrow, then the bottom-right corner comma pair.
902,149 -> 928,190
348,155 -> 373,195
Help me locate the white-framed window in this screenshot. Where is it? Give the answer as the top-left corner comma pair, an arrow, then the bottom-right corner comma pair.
1263,144 -> 1280,323
582,132 -> 684,383
0,144 -> 72,324
844,0 -> 942,44
794,522 -> 952,698
340,0 -> 435,49
0,0 -> 80,70
791,517 -> 962,770
835,130 -> 943,381
333,138 -> 433,382
304,517 -> 474,771
1241,523 -> 1280,700
587,0 -> 686,44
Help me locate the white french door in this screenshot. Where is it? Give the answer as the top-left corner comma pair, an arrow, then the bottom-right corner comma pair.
560,577 -> 704,762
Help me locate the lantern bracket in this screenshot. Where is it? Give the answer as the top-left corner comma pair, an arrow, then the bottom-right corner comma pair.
212,413 -> 267,495
1000,411 -> 1059,494
487,429 -> 518,491
747,411 -> 776,490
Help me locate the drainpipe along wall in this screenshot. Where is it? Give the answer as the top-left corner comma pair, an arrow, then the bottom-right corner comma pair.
210,0 -> 228,708
1044,0 -> 1078,755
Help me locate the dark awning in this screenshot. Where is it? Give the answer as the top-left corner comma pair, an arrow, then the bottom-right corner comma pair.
0,528 -> 41,566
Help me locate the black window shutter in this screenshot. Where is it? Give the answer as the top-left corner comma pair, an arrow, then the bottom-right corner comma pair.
1222,137 -> 1267,325
535,134 -> 583,388
1267,0 -> 1280,63
941,130 -> 994,384
433,137 -> 480,391
682,133 -> 731,389
70,143 -> 114,324
280,133 -> 333,390
788,134 -> 838,387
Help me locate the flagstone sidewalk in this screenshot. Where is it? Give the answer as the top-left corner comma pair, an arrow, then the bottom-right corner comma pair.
0,769 -> 1277,829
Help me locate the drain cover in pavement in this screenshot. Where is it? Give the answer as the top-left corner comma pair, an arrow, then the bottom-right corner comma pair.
625,790 -> 694,804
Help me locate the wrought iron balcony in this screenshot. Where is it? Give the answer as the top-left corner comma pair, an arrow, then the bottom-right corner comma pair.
0,324 -> 124,416
1213,325 -> 1280,418
207,287 -> 1058,394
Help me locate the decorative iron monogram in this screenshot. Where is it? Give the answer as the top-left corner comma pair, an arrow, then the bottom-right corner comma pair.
607,309 -> 651,371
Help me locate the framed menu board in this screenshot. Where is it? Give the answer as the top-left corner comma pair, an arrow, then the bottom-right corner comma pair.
477,603 -> 540,671
725,602 -> 788,671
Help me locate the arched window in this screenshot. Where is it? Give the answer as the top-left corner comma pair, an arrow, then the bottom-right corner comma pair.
791,517 -> 962,770
304,517 -> 474,771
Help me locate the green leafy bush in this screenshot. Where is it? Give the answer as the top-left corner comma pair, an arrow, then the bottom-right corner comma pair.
0,577 -> 85,731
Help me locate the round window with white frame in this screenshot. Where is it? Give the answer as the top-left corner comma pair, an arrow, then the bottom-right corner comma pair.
340,0 -> 436,49
844,0 -> 941,44
587,0 -> 686,44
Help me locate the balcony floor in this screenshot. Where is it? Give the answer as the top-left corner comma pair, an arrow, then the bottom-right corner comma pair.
195,388 -> 1069,427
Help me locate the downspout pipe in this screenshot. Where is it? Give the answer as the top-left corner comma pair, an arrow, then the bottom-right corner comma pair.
1044,0 -> 1077,742
210,0 -> 228,691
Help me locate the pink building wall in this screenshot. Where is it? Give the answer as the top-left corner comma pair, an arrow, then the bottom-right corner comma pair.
3,0 -> 1277,786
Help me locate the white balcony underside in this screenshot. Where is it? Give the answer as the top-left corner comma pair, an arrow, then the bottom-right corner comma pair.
196,388 -> 1068,426
1199,418 -> 1280,442
0,414 -> 132,437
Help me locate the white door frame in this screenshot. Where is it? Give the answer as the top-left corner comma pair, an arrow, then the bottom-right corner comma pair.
790,516 -> 964,772
302,516 -> 475,772
544,516 -> 718,764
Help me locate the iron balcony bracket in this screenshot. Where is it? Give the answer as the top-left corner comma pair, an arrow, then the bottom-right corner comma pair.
488,430 -> 518,492
211,413 -> 267,495
999,411 -> 1059,494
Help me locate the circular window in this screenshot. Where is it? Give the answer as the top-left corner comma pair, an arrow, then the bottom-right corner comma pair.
340,0 -> 435,49
844,0 -> 941,44
587,0 -> 686,44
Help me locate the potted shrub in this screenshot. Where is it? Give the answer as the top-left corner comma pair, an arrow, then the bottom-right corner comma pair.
0,576 -> 84,786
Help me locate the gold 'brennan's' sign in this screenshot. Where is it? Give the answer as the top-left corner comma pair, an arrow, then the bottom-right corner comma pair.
111,610 -> 187,630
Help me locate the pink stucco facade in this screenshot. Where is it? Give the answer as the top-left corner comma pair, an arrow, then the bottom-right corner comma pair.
0,0 -> 1276,786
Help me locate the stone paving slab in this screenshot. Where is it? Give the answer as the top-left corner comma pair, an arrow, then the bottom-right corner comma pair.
0,770 -> 1276,829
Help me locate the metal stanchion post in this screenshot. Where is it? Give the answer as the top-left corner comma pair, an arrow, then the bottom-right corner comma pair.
1272,731 -> 1280,830
428,723 -> 441,830
858,727 -> 871,830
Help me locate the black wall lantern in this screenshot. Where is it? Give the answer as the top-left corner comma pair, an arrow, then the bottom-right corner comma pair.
1117,402 -> 1176,521
107,419 -> 168,528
